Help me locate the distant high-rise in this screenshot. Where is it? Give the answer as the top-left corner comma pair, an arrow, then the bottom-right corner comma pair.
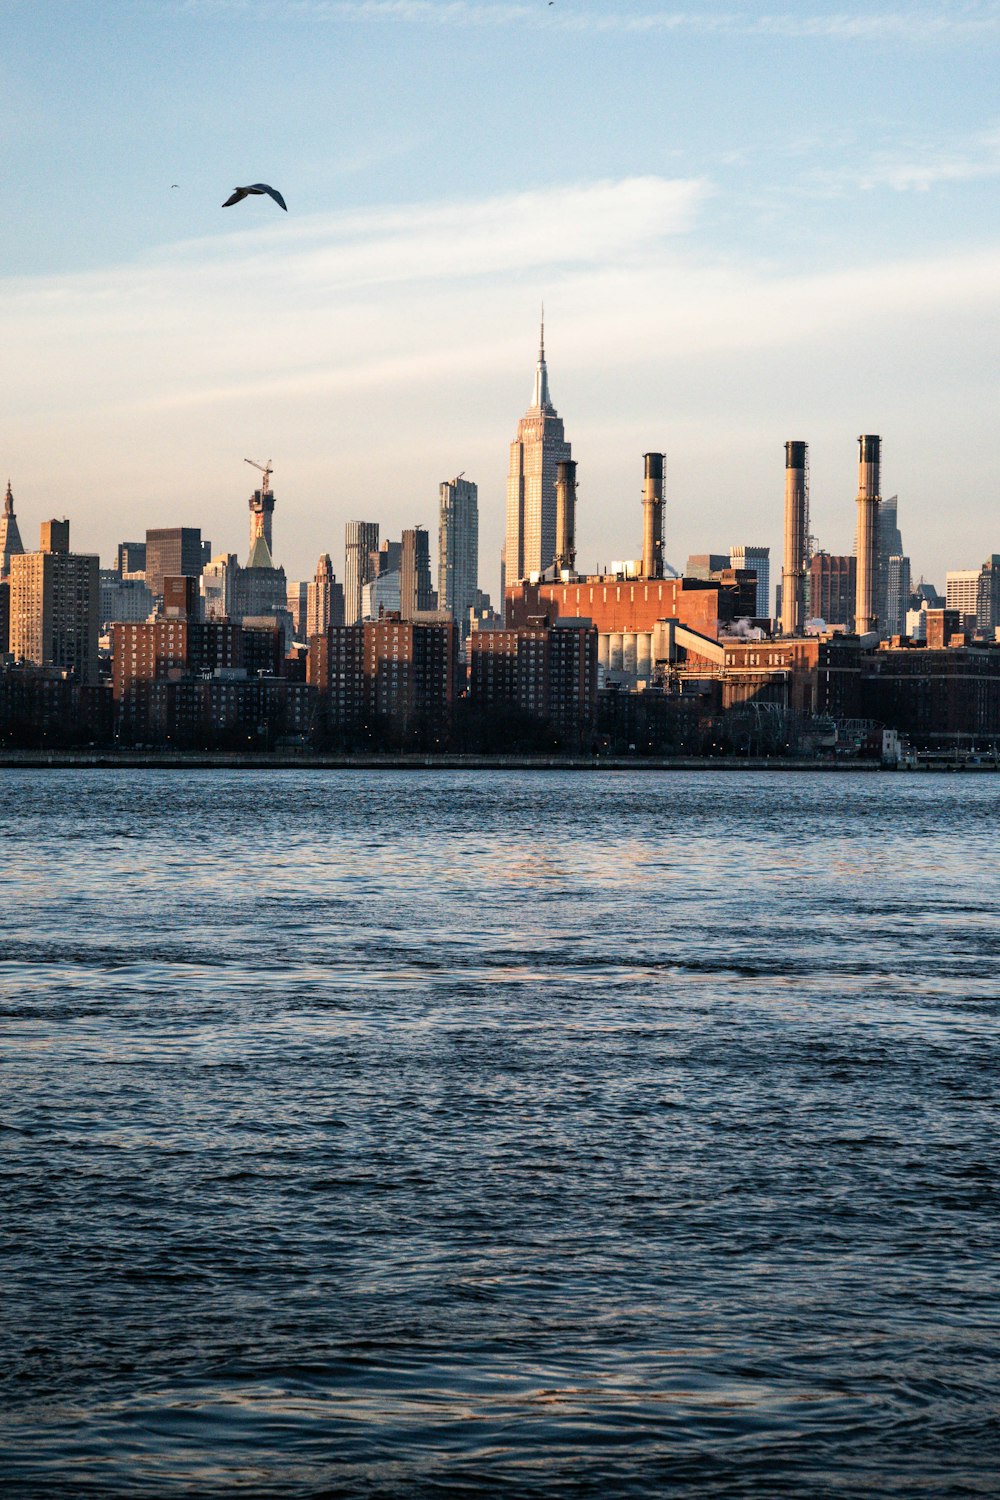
100,570 -> 154,628
9,519 -> 100,683
809,553 -> 856,628
376,540 -> 402,576
145,527 -> 203,598
202,554 -> 238,621
233,532 -> 286,623
438,477 -> 479,640
885,555 -> 911,637
362,570 -> 401,620
116,541 -> 146,579
876,495 -> 904,633
248,470 -> 275,557
400,527 -> 433,619
505,318 -> 572,587
685,554 -> 729,580
307,554 -> 345,638
978,555 -> 1000,631
1,481 -> 25,579
730,545 -> 770,618
945,569 -> 981,622
286,580 -> 309,638
947,558 -> 1000,633
345,521 -> 379,626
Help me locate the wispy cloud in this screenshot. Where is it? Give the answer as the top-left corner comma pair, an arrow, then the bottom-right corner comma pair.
1,176 -> 707,414
5,173 -> 1000,576
183,0 -> 1000,43
860,125 -> 1000,190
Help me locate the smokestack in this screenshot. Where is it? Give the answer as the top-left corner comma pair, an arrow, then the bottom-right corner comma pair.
642,452 -> 665,580
854,434 -> 881,635
781,440 -> 807,636
554,459 -> 577,576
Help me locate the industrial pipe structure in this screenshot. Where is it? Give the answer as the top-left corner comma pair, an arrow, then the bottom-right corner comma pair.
781,440 -> 807,636
854,434 -> 881,636
554,458 -> 577,576
642,452 -> 665,580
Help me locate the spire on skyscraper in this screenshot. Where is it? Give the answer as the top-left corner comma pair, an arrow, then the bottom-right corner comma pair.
0,478 -> 25,579
531,306 -> 553,411
507,318 -> 572,588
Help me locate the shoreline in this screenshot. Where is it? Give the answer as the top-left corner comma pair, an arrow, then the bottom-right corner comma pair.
0,749 -> 909,771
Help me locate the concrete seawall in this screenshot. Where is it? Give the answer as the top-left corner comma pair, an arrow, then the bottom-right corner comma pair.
0,750 -> 886,772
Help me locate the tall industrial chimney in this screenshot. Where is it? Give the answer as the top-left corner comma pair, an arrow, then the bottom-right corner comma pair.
781,441 -> 807,636
554,459 -> 577,576
854,434 -> 881,635
642,452 -> 665,580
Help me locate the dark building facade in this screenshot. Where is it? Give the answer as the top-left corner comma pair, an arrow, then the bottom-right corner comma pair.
467,621 -> 598,749
400,528 -> 434,619
145,528 -> 204,597
809,553 -> 856,628
308,616 -> 458,745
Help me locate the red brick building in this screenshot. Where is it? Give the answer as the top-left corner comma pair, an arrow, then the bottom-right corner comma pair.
506,572 -> 758,637
468,621 -> 598,747
308,616 -> 458,741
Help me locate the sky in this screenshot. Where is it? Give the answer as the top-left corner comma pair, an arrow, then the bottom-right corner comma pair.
3,0 -> 1000,597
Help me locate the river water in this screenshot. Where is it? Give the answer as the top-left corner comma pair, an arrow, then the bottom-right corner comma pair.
1,769 -> 997,1497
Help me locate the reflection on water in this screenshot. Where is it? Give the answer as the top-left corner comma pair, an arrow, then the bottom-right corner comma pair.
1,769 -> 998,1497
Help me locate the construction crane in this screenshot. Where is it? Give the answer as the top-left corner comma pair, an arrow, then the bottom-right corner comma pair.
244,457 -> 273,494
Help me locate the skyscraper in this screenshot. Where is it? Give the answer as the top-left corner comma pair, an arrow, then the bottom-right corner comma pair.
505,319 -> 572,588
307,554 -> 345,638
876,495 -> 904,634
945,569 -> 981,621
1,481 -> 25,579
145,528 -> 204,598
809,553 -> 856,628
248,469 -> 275,557
9,519 -> 99,683
730,545 -> 770,618
885,555 -> 911,637
978,555 -> 1000,631
400,527 -> 433,619
202,554 -> 237,621
345,521 -> 379,626
438,476 -> 479,640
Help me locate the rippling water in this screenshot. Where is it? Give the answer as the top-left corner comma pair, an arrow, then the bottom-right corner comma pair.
1,769 -> 998,1498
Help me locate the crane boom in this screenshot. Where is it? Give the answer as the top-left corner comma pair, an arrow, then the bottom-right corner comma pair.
244,457 -> 273,494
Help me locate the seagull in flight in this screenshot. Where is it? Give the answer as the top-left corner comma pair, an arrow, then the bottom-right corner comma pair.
222,183 -> 288,211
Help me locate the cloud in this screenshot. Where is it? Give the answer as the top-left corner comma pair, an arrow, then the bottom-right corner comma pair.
4,172 -> 1000,581
859,125 -> 1000,191
1,175 -> 708,412
183,0 -> 1000,43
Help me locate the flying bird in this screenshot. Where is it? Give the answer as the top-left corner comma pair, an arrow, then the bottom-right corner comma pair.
171,183 -> 179,188
222,183 -> 288,211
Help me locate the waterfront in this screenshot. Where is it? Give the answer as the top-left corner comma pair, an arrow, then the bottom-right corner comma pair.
1,770 -> 998,1497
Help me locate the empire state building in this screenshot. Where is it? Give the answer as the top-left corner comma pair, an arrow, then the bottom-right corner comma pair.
505,321 -> 572,585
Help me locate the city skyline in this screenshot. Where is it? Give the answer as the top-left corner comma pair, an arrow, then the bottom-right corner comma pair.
3,1 -> 1000,592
